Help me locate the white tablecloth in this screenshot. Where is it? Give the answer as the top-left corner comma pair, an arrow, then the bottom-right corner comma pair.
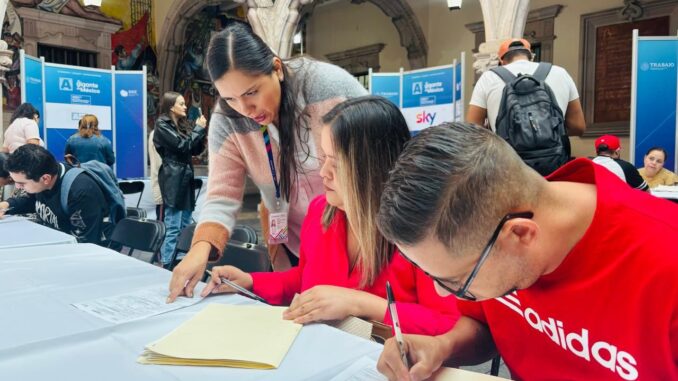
0,243 -> 382,380
119,177 -> 207,220
0,218 -> 77,249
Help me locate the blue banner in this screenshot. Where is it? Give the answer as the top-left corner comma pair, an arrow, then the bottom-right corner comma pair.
401,66 -> 454,131
634,39 -> 678,171
454,63 -> 463,122
22,55 -> 44,139
43,65 -> 113,162
370,73 -> 401,107
115,71 -> 146,178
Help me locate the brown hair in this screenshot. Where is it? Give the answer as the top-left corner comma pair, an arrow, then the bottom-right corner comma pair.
378,123 -> 543,255
320,96 -> 411,287
159,91 -> 191,135
78,114 -> 100,138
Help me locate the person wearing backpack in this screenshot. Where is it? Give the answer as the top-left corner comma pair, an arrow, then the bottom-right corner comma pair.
0,144 -> 116,246
467,38 -> 586,175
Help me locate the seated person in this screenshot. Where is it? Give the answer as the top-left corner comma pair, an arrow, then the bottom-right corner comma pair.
592,134 -> 648,191
0,152 -> 15,200
202,96 -> 460,335
0,145 -> 111,246
376,123 -> 678,381
64,114 -> 115,167
639,146 -> 678,188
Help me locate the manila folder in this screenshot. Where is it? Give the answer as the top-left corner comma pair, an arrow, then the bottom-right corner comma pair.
138,304 -> 302,369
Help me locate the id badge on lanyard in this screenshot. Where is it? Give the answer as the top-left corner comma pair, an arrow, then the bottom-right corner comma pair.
262,125 -> 289,245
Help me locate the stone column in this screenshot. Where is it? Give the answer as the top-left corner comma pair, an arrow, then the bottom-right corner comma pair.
0,0 -> 12,130
474,0 -> 531,74
233,0 -> 314,59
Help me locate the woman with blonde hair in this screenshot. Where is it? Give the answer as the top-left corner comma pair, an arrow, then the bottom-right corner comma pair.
64,114 -> 115,167
203,96 -> 460,335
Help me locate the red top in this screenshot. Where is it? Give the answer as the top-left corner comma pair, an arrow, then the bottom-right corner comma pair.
251,195 -> 460,336
458,158 -> 678,381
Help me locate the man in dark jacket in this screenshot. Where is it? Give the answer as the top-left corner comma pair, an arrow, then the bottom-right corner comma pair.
0,144 -> 110,245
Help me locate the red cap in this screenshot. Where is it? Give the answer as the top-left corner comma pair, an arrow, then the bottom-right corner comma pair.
595,135 -> 621,151
498,38 -> 531,61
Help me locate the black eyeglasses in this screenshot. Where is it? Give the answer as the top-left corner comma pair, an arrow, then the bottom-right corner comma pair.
400,211 -> 534,301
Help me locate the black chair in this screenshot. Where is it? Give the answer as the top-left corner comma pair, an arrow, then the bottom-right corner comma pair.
119,181 -> 145,208
169,224 -> 259,271
230,225 -> 258,245
193,178 -> 204,199
125,207 -> 147,220
191,178 -> 204,223
108,217 -> 165,263
168,223 -> 197,270
204,241 -> 272,280
490,355 -> 501,376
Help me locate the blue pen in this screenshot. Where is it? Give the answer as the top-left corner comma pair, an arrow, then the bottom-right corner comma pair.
386,281 -> 409,368
205,269 -> 269,305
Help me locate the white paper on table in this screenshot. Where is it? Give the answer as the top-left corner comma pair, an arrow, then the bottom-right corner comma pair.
329,356 -> 387,381
71,284 -> 204,324
0,215 -> 26,224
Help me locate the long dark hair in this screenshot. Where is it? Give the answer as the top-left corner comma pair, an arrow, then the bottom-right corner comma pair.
159,91 -> 191,135
321,96 -> 411,287
0,152 -> 9,179
10,103 -> 39,124
206,20 -> 305,202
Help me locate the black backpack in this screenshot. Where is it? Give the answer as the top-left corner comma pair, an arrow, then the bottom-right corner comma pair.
491,62 -> 570,176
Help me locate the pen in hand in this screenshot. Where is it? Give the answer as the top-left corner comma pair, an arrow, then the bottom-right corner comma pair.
205,269 -> 269,305
386,281 -> 409,369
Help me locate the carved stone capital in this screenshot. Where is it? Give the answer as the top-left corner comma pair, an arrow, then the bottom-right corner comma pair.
234,0 -> 314,58
473,40 -> 501,74
473,0 -> 531,73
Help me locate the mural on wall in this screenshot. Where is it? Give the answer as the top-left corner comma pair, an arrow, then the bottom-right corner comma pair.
175,7 -> 248,115
2,2 -> 23,112
172,6 -> 246,165
111,12 -> 159,128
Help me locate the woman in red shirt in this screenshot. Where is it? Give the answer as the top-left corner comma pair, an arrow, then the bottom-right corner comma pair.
202,96 -> 459,335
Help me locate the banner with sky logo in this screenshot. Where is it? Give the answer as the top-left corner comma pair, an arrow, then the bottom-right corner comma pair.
630,30 -> 678,171
401,65 -> 455,132
370,58 -> 463,134
20,51 -> 147,177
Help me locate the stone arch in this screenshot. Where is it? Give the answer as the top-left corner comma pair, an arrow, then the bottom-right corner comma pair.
157,0 -> 427,93
356,0 -> 427,69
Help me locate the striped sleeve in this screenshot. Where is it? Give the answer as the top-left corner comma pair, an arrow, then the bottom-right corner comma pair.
191,114 -> 248,259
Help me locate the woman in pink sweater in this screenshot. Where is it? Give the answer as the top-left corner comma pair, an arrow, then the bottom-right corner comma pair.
202,96 -> 459,335
168,21 -> 367,302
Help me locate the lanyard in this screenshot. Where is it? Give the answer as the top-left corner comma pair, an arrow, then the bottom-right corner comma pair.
261,125 -> 281,206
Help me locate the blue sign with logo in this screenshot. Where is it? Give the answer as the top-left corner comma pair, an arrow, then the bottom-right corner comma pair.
633,38 -> 678,171
115,71 -> 146,178
370,73 -> 401,107
401,66 -> 454,132
22,55 -> 44,138
43,64 -> 113,161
